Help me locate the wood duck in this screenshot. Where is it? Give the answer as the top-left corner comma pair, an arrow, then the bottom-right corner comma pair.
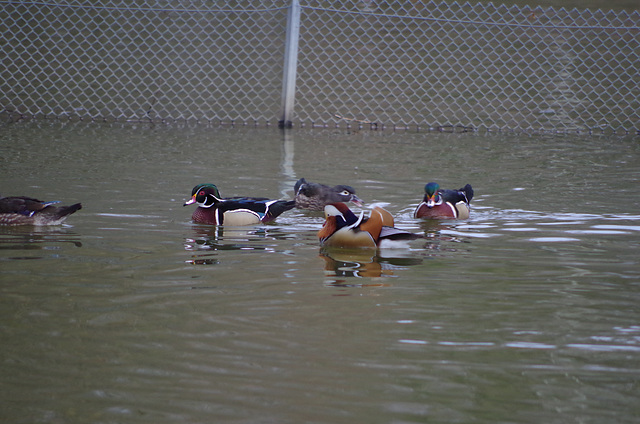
318,202 -> 420,249
0,195 -> 82,226
294,178 -> 363,210
184,183 -> 295,226
414,182 -> 474,219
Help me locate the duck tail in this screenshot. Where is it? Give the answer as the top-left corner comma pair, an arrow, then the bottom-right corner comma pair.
293,178 -> 307,194
38,203 -> 82,224
460,184 -> 474,202
379,226 -> 421,241
264,200 -> 296,222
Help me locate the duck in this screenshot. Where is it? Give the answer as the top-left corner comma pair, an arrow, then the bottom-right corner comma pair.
414,182 -> 474,219
0,195 -> 82,226
184,183 -> 295,225
294,178 -> 363,211
318,202 -> 420,249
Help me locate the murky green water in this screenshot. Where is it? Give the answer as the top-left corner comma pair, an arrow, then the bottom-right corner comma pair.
1,120 -> 639,423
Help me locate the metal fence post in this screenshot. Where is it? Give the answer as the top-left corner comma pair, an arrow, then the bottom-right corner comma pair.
279,0 -> 301,128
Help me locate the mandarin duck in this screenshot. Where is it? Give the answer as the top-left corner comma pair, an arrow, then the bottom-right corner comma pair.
0,195 -> 82,226
184,183 -> 295,226
414,182 -> 474,219
318,202 -> 420,249
294,178 -> 363,211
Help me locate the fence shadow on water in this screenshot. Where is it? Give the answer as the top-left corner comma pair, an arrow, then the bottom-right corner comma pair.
1,0 -> 638,133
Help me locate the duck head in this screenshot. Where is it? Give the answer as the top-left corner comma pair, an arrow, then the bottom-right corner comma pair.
424,182 -> 443,208
184,184 -> 223,208
332,185 -> 364,207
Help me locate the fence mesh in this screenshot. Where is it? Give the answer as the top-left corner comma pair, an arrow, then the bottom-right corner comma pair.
1,0 -> 639,133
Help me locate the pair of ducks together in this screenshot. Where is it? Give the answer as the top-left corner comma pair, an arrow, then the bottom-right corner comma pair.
0,179 -> 473,250
184,178 -> 474,249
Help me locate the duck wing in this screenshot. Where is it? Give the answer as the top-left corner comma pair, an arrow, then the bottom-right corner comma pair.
0,196 -> 60,216
441,184 -> 473,205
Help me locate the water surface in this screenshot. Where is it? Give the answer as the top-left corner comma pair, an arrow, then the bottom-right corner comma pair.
1,121 -> 639,423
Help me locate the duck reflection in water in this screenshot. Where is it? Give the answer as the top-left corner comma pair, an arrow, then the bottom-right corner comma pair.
417,219 -> 474,256
320,248 -> 423,283
184,225 -> 292,265
0,226 -> 82,261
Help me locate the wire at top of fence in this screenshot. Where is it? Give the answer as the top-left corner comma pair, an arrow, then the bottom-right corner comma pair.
5,0 -> 639,31
302,4 -> 640,31
0,0 -> 289,14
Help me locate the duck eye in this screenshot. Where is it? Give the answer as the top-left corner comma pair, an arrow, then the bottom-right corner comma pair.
340,190 -> 350,195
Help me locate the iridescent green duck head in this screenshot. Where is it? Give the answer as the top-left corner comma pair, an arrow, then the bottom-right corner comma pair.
424,182 -> 442,207
184,184 -> 223,208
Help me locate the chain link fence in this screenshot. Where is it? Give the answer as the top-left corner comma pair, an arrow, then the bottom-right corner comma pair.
1,0 -> 639,133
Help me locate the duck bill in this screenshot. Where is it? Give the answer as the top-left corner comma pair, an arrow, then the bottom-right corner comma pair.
183,196 -> 196,206
350,195 -> 364,207
426,196 -> 435,208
